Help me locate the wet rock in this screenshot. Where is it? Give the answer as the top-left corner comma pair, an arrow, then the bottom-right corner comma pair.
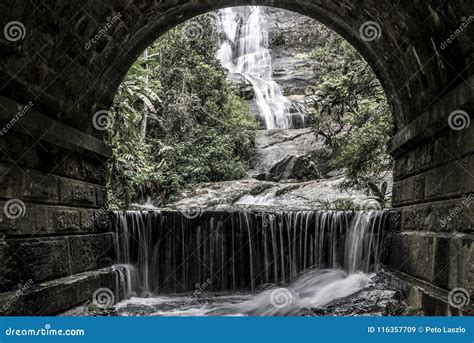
251,128 -> 326,180
311,273 -> 406,316
168,176 -> 370,211
267,8 -> 322,97
268,149 -> 332,182
228,72 -> 255,100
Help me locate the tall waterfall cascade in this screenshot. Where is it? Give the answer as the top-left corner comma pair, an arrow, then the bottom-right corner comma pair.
113,210 -> 387,298
216,7 -> 302,129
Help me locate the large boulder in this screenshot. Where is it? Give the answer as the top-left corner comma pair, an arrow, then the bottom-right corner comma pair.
268,149 -> 332,182
250,128 -> 329,181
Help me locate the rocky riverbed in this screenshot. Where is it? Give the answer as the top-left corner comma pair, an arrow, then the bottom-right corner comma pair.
159,128 -> 389,211
63,271 -> 405,317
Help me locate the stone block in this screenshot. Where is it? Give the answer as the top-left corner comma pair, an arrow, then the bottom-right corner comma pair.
0,267 -> 119,316
67,233 -> 114,275
424,156 -> 474,200
48,207 -> 83,233
398,198 -> 473,233
0,131 -> 107,185
59,179 -> 97,206
393,125 -> 474,181
0,202 -> 107,236
387,232 -> 474,293
387,232 -> 435,284
3,237 -> 71,291
393,155 -> 473,206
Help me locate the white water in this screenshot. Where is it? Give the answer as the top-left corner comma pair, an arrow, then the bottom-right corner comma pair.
235,188 -> 277,205
108,210 -> 385,316
113,269 -> 371,316
216,7 -> 300,129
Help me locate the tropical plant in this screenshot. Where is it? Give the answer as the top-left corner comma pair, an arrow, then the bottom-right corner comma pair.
107,14 -> 258,208
307,28 -> 393,192
367,181 -> 391,208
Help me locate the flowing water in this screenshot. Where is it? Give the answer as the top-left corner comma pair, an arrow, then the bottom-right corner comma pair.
216,7 -> 301,129
97,8 -> 390,317
109,210 -> 387,316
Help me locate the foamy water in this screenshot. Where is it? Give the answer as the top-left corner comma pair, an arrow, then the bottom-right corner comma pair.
113,269 -> 372,316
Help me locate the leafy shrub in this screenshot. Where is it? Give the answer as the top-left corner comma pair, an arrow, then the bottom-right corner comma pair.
108,14 -> 258,208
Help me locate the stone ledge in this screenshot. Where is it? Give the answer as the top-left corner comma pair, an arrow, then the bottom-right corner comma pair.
381,268 -> 473,316
0,95 -> 112,158
388,76 -> 473,157
0,266 -> 121,316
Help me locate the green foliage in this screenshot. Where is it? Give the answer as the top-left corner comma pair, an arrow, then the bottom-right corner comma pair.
270,31 -> 286,48
307,30 -> 393,191
318,199 -> 359,211
108,14 -> 258,208
367,181 -> 391,208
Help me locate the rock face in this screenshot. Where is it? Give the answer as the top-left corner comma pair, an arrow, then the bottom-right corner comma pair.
168,127 -> 383,210
266,8 -> 323,97
168,176 -> 374,211
266,8 -> 328,122
251,128 -> 327,181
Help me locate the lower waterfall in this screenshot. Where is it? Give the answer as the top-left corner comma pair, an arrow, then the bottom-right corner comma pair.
112,210 -> 387,300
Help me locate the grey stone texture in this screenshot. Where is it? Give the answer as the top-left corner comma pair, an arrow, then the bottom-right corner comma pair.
0,0 -> 472,315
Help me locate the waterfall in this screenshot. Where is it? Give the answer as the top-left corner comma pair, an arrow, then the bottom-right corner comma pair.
216,7 -> 301,129
112,210 -> 387,296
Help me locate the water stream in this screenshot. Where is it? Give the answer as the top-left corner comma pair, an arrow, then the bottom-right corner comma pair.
110,210 -> 387,316
216,7 -> 301,129
99,8 -> 391,317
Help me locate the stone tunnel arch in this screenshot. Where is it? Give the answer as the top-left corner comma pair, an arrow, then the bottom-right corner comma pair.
0,1 -> 472,315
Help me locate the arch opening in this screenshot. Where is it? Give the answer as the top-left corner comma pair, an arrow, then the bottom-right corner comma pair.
0,0 -> 471,317
101,6 -> 399,316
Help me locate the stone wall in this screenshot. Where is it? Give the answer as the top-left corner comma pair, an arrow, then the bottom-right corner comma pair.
0,1 -> 472,132
384,77 -> 473,313
0,96 -> 117,315
0,0 -> 472,315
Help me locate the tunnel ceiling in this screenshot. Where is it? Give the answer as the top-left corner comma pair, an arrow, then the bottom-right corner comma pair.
0,0 -> 472,134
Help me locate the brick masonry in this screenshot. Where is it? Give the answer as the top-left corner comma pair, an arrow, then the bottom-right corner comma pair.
0,0 -> 472,315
